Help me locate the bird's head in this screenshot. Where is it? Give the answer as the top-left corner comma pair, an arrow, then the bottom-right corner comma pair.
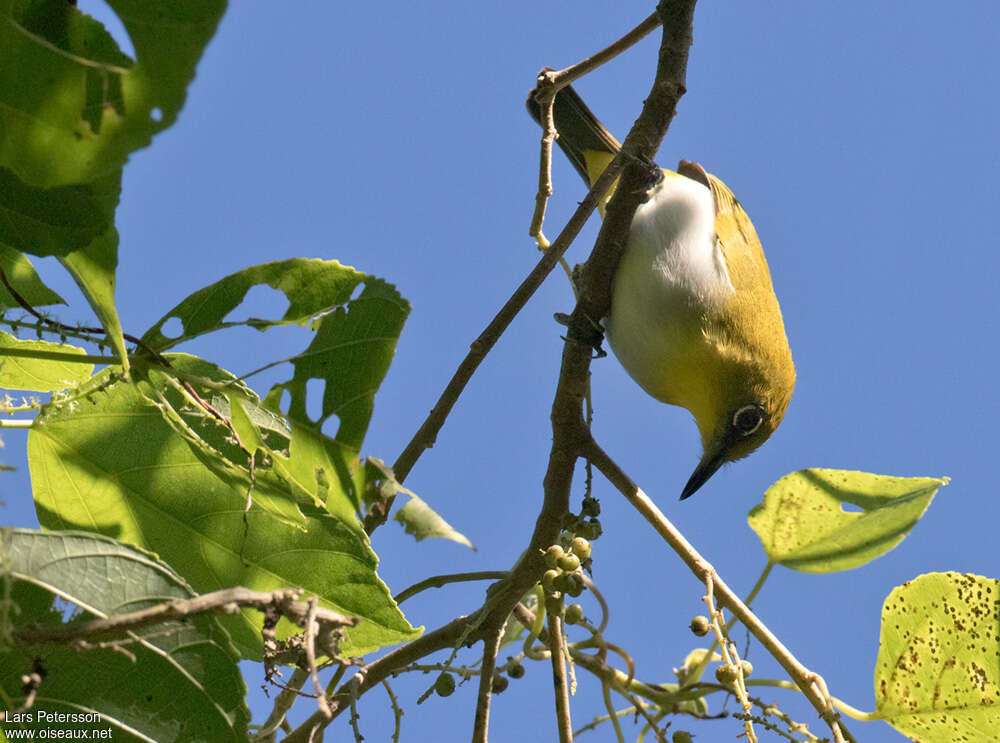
680,353 -> 795,500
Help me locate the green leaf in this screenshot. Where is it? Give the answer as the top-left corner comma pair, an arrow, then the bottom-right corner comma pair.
273,275 -> 409,451
366,459 -> 473,549
0,528 -> 249,742
0,0 -> 226,188
27,357 -> 421,658
57,216 -> 128,369
141,258 -> 377,349
0,167 -> 110,257
0,329 -> 93,391
0,165 -> 128,370
141,258 -> 411,451
0,245 -> 64,309
747,469 -> 946,573
874,572 -> 1000,741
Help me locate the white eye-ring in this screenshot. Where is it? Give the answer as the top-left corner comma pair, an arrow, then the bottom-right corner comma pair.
732,404 -> 764,436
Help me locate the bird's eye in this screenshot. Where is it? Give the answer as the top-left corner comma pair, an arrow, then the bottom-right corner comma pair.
732,404 -> 764,436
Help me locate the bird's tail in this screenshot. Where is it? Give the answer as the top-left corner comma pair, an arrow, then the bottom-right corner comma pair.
526,84 -> 621,187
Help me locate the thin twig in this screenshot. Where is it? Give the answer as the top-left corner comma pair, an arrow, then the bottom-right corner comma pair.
250,667 -> 309,742
304,597 -> 332,720
472,627 -> 502,743
601,681 -> 627,743
547,604 -> 574,743
528,87 -> 556,246
366,149 -> 625,534
14,587 -> 357,645
703,575 -> 757,742
527,10 -> 663,253
286,6 -> 702,738
581,438 -> 855,743
688,560 -> 774,689
383,680 -> 403,743
393,571 -> 509,605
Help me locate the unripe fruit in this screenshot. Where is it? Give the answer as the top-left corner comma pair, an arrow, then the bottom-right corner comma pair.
570,537 -> 591,559
557,553 -> 580,572
565,603 -> 584,624
553,573 -> 574,594
739,660 -> 753,677
565,573 -> 585,597
542,569 -> 559,593
434,672 -> 455,697
672,732 -> 693,743
689,615 -> 711,637
715,664 -> 738,684
508,662 -> 525,679
544,545 -> 565,568
491,674 -> 509,694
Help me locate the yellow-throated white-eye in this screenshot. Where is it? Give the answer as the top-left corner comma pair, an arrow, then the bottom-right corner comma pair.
528,85 -> 795,500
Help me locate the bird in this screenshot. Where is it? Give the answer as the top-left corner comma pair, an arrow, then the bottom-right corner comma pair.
527,84 -> 795,500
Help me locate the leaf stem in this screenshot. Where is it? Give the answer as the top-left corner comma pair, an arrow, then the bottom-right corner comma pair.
0,347 -> 115,364
0,419 -> 33,429
743,679 -> 880,721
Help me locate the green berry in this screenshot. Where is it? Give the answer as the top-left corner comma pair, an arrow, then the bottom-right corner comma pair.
565,573 -> 585,597
570,537 -> 591,559
508,662 -> 525,679
581,497 -> 601,518
553,573 -> 573,594
672,732 -> 693,743
557,553 -> 580,572
565,603 -> 584,624
544,545 -> 565,568
434,672 -> 455,697
739,660 -> 754,677
715,664 -> 738,685
542,569 -> 559,593
491,674 -> 509,694
689,615 -> 711,637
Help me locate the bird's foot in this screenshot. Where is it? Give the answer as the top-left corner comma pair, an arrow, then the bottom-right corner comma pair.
554,311 -> 607,358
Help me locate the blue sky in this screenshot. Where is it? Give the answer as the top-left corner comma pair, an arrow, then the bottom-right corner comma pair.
4,2 -> 998,741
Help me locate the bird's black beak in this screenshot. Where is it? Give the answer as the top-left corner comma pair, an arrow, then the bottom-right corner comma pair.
679,449 -> 726,501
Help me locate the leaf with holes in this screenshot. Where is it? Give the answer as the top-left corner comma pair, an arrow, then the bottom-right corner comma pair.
0,330 -> 93,391
141,258 -> 381,350
27,356 -> 420,658
875,572 -> 1000,741
0,529 -> 249,742
748,469 -> 946,573
141,258 -> 410,451
0,0 -> 225,187
268,275 -> 409,450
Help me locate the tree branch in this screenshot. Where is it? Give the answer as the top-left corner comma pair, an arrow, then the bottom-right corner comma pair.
14,587 -> 357,645
471,627 -> 502,743
287,4 -> 701,738
581,438 -> 856,743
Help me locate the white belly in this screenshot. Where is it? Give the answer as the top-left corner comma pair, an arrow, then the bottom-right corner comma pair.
604,174 -> 733,402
